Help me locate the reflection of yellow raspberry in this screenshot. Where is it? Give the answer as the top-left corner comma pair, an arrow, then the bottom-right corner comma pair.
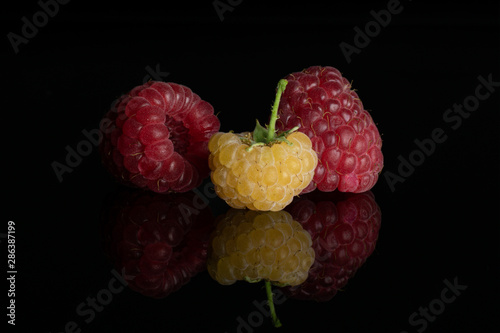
207,209 -> 315,286
209,131 -> 317,211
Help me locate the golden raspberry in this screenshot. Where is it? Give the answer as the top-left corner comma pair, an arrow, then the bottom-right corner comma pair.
208,131 -> 318,211
207,209 -> 315,286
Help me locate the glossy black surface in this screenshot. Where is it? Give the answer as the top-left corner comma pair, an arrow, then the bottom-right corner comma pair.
3,1 -> 499,332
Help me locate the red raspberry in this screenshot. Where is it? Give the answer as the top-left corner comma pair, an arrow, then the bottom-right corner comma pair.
277,66 -> 384,193
100,81 -> 220,193
281,191 -> 381,301
102,190 -> 215,298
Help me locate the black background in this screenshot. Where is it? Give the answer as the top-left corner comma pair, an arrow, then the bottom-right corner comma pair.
2,0 -> 499,332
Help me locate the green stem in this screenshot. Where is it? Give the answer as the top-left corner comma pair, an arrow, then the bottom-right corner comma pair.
265,280 -> 282,328
266,79 -> 288,143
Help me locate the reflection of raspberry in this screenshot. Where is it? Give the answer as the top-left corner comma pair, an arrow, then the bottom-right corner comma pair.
207,209 -> 315,286
100,81 -> 220,193
209,79 -> 317,211
277,66 -> 383,193
209,131 -> 317,211
103,190 -> 214,298
282,191 -> 381,301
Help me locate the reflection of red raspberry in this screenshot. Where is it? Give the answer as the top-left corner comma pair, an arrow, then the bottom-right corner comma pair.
100,81 -> 220,193
277,66 -> 383,193
282,191 -> 381,301
102,190 -> 214,298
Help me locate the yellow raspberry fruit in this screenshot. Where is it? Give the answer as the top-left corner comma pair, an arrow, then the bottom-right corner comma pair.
209,131 -> 318,211
207,209 -> 315,287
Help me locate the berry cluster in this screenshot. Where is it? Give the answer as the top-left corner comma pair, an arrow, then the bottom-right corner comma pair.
277,66 -> 383,193
282,191 -> 381,301
98,67 -> 383,327
100,66 -> 383,199
103,190 -> 214,298
208,209 -> 315,286
100,81 -> 220,193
